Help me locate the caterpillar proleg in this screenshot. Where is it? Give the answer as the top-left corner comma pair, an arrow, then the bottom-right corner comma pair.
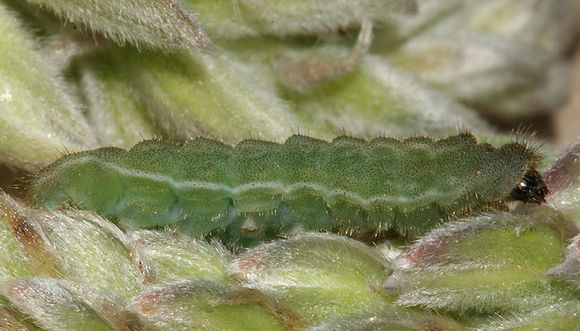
30,133 -> 546,245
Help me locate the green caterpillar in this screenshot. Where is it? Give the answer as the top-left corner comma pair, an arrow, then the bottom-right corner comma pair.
30,133 -> 547,246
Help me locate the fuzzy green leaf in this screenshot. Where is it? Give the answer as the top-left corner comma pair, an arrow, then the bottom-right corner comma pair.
1,278 -> 118,331
186,0 -> 417,39
131,230 -> 233,283
312,309 -> 464,330
384,205 -> 579,314
76,55 -> 159,148
0,3 -> 95,170
229,233 -> 393,323
25,0 -> 213,51
478,300 -> 580,331
133,280 -> 305,330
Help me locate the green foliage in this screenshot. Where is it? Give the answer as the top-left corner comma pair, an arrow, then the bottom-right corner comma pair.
381,0 -> 577,117
229,233 -> 392,323
0,2 -> 95,170
130,230 -> 233,283
384,205 -> 579,314
0,0 -> 578,329
134,281 -> 304,330
25,0 -> 212,51
1,278 -> 135,331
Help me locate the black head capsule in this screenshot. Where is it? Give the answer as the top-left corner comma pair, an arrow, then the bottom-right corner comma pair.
510,169 -> 549,204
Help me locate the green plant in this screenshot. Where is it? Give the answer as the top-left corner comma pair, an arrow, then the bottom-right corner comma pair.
0,0 -> 578,329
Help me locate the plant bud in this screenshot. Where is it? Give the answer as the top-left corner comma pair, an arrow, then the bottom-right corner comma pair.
229,233 -> 393,323
384,205 -> 579,314
0,3 -> 95,171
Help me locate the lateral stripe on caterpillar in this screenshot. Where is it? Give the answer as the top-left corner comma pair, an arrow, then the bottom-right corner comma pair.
36,157 -> 467,207
30,133 -> 546,245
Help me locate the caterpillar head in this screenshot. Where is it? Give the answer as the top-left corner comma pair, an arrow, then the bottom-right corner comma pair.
510,169 -> 549,204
